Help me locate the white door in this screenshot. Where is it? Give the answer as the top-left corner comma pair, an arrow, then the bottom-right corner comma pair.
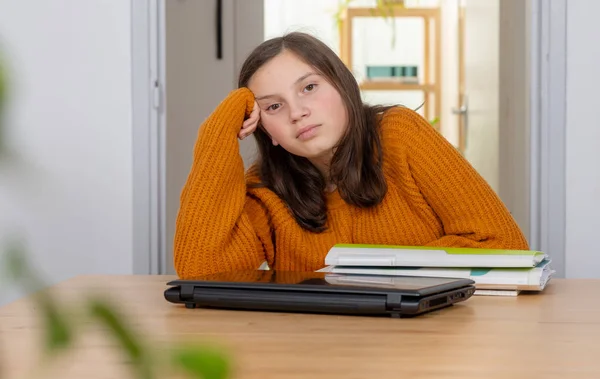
456,0 -> 500,193
161,0 -> 262,274
456,0 -> 532,242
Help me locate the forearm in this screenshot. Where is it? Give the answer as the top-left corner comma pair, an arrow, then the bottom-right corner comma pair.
173,88 -> 266,278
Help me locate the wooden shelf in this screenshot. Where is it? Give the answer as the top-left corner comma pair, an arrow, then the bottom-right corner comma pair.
359,81 -> 434,91
339,6 -> 442,130
346,7 -> 438,19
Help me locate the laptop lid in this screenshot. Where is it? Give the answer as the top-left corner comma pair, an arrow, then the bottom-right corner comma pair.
165,271 -> 475,317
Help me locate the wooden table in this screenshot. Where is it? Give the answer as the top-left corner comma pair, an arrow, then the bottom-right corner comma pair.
1,276 -> 599,379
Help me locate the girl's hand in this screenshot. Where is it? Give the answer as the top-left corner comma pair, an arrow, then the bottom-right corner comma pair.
239,100 -> 260,139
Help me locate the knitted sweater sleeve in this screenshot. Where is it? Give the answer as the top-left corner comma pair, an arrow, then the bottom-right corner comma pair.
384,107 -> 530,250
173,88 -> 271,278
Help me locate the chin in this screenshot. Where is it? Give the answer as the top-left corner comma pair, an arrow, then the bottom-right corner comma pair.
283,138 -> 337,160
299,148 -> 334,160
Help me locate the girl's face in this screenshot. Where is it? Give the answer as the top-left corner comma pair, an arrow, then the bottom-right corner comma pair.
248,50 -> 348,166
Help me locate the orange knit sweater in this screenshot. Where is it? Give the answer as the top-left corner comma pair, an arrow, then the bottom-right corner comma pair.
173,88 -> 529,278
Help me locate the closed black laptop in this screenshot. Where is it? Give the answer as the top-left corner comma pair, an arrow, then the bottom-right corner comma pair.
164,270 -> 475,318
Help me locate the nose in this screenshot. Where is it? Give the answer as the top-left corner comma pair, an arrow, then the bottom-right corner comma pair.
288,98 -> 310,123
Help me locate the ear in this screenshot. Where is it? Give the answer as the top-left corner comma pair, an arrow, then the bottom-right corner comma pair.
272,138 -> 279,146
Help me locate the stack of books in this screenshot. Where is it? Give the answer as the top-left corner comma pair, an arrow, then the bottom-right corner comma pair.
317,244 -> 554,296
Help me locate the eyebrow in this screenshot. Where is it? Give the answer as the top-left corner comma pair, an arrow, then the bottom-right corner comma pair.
255,72 -> 318,101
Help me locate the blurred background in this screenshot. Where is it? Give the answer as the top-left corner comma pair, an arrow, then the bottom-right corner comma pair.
1,0 -> 598,305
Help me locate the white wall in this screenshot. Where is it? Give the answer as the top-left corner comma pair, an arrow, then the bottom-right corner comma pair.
564,0 -> 600,278
0,0 -> 134,305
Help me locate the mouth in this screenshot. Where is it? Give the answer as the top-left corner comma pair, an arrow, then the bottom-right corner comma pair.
296,124 -> 320,140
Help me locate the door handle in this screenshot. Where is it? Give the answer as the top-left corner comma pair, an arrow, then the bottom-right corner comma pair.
452,95 -> 469,150
216,0 -> 222,59
452,104 -> 467,114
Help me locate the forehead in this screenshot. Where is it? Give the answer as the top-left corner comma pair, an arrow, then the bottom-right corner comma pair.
248,50 -> 315,92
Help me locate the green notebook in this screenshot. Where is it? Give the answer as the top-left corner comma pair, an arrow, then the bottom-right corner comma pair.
324,244 -> 548,268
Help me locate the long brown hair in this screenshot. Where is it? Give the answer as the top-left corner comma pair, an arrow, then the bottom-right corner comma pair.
238,32 -> 392,233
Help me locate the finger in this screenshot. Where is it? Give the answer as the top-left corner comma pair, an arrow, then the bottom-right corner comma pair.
243,115 -> 259,129
247,109 -> 259,123
250,107 -> 261,126
250,102 -> 260,120
242,113 -> 255,126
242,123 -> 257,135
239,130 -> 252,140
240,121 -> 255,135
242,119 -> 255,130
241,122 -> 258,137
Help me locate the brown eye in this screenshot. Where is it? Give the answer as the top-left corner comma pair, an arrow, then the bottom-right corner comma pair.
267,103 -> 281,111
304,84 -> 316,92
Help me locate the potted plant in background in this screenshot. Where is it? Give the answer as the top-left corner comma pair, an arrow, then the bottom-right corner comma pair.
0,49 -> 231,379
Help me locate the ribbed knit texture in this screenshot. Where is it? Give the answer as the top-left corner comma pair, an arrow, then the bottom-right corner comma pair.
174,88 -> 529,279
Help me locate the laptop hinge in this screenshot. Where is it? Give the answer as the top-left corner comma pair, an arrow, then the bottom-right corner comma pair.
180,285 -> 195,301
386,293 -> 402,311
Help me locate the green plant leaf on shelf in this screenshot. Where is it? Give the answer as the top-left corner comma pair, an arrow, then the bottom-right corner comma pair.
171,345 -> 231,379
377,0 -> 399,48
376,0 -> 396,19
333,0 -> 353,31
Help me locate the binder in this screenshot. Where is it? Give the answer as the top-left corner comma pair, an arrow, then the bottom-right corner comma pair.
325,244 -> 548,268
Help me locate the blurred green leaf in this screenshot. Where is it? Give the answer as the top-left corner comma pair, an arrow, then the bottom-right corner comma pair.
4,242 -> 27,282
89,300 -> 142,359
171,345 -> 230,379
333,0 -> 352,31
89,299 -> 153,379
4,240 -> 49,294
4,241 -> 73,355
0,51 -> 6,154
41,300 -> 73,354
